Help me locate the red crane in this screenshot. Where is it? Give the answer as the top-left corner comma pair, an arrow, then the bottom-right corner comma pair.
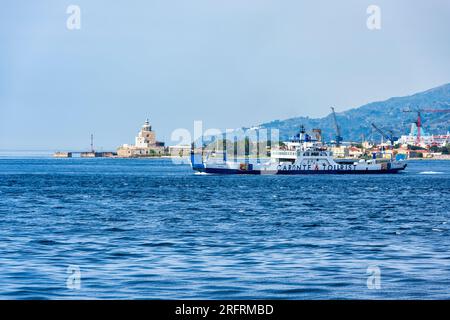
403,106 -> 450,145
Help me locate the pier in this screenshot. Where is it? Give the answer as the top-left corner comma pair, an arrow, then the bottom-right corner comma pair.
53,134 -> 117,158
53,151 -> 117,158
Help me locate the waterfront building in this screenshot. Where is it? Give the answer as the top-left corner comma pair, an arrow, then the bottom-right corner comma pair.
117,119 -> 165,157
397,123 -> 450,147
168,145 -> 191,157
80,151 -> 116,158
135,119 -> 156,148
53,152 -> 72,158
348,146 -> 363,158
330,146 -> 349,158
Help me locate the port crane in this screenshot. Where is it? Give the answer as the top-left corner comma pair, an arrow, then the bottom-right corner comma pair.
371,123 -> 397,146
403,105 -> 450,145
330,107 -> 343,147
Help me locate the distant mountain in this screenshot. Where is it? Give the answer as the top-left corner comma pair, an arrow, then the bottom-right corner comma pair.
253,83 -> 450,142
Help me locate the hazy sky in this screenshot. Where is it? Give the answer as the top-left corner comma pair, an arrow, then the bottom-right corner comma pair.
1,0 -> 450,150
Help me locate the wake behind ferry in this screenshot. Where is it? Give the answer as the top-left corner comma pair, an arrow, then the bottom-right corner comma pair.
191,127 -> 407,175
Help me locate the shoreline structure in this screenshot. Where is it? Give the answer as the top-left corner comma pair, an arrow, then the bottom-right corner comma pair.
51,118 -> 450,160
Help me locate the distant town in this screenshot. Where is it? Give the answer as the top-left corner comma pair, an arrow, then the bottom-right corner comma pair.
54,115 -> 450,161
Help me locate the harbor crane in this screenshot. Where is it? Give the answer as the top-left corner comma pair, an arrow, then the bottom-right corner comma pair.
371,123 -> 397,146
402,106 -> 450,145
330,107 -> 343,147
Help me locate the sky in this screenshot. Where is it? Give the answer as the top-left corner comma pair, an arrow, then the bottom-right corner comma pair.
1,0 -> 450,150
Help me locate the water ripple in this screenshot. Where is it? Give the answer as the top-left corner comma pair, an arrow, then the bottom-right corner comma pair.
0,158 -> 449,299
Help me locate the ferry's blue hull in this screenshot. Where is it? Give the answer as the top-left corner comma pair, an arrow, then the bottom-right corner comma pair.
194,167 -> 406,175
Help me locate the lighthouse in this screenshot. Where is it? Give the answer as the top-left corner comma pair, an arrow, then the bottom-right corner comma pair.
117,118 -> 165,157
135,118 -> 156,148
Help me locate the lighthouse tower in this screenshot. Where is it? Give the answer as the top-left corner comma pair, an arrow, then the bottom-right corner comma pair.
135,118 -> 156,148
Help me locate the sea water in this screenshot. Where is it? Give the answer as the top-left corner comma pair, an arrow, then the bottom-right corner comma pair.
0,157 -> 449,299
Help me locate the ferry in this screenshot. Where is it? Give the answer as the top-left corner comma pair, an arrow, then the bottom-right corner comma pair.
190,128 -> 407,175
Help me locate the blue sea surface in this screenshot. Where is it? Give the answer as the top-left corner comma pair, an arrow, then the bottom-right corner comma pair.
0,157 -> 449,299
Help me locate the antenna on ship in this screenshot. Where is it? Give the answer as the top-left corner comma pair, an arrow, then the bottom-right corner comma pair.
300,124 -> 306,134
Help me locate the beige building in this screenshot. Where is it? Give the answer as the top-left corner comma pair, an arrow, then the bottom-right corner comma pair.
330,146 -> 349,158
135,119 -> 156,148
168,145 -> 192,157
117,119 -> 165,157
53,152 -> 72,158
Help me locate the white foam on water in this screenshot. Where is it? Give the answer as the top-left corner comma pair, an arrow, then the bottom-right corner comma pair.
418,171 -> 444,175
194,171 -> 210,175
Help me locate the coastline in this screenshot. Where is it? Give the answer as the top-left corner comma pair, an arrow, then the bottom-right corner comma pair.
407,157 -> 450,161
2,150 -> 450,161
